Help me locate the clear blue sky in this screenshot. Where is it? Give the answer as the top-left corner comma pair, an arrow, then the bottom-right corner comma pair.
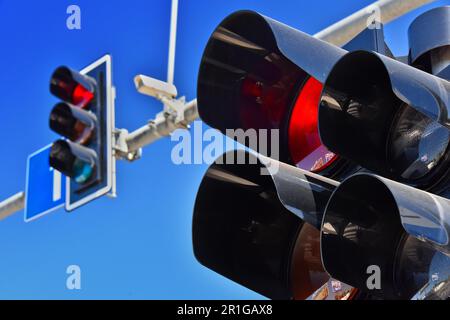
0,0 -> 448,299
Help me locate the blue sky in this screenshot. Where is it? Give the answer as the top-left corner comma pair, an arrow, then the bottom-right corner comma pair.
0,0 -> 448,299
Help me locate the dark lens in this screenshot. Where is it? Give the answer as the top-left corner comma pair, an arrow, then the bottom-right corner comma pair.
394,235 -> 436,298
290,223 -> 329,300
388,104 -> 449,180
49,140 -> 76,176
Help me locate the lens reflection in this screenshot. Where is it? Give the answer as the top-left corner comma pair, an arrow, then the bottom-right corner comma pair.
73,159 -> 94,184
290,223 -> 358,300
394,235 -> 436,298
388,104 -> 449,180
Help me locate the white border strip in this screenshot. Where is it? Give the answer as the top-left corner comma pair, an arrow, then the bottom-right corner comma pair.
66,54 -> 113,211
167,0 -> 179,85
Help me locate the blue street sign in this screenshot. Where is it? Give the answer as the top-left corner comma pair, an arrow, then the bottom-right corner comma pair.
25,144 -> 66,222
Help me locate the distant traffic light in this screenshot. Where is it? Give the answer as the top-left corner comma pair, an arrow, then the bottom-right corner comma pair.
197,10 -> 390,179
48,55 -> 115,210
193,150 -> 360,300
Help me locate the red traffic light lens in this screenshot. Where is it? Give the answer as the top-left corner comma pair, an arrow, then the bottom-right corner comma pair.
239,56 -> 301,132
50,67 -> 94,108
237,56 -> 338,173
288,77 -> 338,172
71,83 -> 94,107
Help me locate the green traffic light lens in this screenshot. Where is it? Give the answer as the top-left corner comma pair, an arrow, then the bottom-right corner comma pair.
73,159 -> 94,184
50,140 -> 96,184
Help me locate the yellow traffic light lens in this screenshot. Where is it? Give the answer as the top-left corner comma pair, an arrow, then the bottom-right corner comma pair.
49,103 -> 96,145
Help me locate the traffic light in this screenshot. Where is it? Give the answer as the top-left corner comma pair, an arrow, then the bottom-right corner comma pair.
197,10 -> 391,178
192,9 -> 403,300
193,9 -> 402,300
314,7 -> 450,300
193,150 -> 359,300
318,49 -> 450,192
320,173 -> 450,299
318,6 -> 450,193
48,55 -> 115,211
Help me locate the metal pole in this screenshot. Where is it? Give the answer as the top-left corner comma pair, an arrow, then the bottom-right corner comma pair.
167,0 -> 179,85
126,99 -> 198,152
314,0 -> 437,46
0,192 -> 24,221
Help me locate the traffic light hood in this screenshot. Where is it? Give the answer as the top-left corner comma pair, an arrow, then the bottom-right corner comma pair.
192,150 -> 339,299
197,10 -> 346,134
318,50 -> 450,186
408,6 -> 450,66
320,173 -> 450,299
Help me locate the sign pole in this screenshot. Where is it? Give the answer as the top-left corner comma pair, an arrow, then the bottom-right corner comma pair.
167,0 -> 178,85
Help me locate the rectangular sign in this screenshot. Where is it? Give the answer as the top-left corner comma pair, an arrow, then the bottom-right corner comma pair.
25,144 -> 66,222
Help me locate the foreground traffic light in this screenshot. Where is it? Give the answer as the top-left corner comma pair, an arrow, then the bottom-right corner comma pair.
193,9 -> 396,301
320,173 -> 450,299
193,150 -> 359,300
318,7 -> 450,193
49,55 -> 114,210
193,6 -> 450,301
318,49 -> 450,192
197,10 -> 391,178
